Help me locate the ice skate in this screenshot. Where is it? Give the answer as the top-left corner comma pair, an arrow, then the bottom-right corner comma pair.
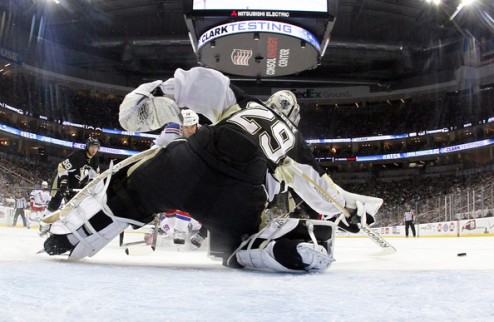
39,223 -> 51,237
190,232 -> 205,248
39,209 -> 53,237
173,230 -> 186,245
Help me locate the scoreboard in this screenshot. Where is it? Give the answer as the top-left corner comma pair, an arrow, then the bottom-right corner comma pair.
183,0 -> 337,78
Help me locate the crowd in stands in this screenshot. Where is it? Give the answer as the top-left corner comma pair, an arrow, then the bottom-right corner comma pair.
0,72 -> 123,129
0,154 -> 54,205
1,145 -> 492,230
299,87 -> 494,140
2,71 -> 493,140
340,165 -> 494,226
1,70 -> 494,228
1,83 -> 493,159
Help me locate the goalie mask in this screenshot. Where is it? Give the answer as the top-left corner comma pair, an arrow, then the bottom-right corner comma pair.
266,90 -> 301,126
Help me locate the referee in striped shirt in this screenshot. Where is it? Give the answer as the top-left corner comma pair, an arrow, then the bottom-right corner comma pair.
13,191 -> 29,228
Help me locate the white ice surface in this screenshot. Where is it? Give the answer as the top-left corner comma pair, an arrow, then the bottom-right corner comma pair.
1,227 -> 493,322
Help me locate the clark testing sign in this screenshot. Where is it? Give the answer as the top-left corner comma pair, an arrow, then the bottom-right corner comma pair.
197,20 -> 321,77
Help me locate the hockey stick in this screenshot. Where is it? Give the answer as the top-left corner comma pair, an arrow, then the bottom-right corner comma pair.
150,214 -> 160,250
119,231 -> 125,247
122,240 -> 147,247
42,148 -> 160,224
18,187 -> 82,192
291,165 -> 396,254
123,214 -> 160,256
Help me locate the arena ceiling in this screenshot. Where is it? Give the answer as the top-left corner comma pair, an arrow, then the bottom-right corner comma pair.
3,0 -> 494,89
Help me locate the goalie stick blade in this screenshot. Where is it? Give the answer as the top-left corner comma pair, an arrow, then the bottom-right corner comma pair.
359,224 -> 396,255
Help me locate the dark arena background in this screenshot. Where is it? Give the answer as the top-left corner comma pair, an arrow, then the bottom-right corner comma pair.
0,1 -> 494,321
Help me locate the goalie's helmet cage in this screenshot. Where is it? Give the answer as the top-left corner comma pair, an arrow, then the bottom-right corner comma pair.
266,90 -> 301,126
181,109 -> 199,126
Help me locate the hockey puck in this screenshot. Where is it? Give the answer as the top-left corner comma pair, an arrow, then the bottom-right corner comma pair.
457,252 -> 467,257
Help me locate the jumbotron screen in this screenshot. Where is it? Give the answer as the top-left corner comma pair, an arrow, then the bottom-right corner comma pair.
192,0 -> 328,12
184,0 -> 336,78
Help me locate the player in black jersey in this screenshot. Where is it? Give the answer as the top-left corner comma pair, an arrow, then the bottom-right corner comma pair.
43,68 -> 383,272
40,138 -> 100,236
49,137 -> 100,211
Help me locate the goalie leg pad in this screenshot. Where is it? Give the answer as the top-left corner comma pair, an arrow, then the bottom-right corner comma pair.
235,238 -> 334,273
45,175 -> 145,260
296,242 -> 334,271
69,220 -> 129,259
231,218 -> 336,273
49,180 -> 108,235
236,241 -> 294,272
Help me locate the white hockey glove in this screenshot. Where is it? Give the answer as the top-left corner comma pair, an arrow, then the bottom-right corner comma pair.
152,122 -> 183,148
119,80 -> 181,132
340,188 -> 383,226
159,78 -> 175,98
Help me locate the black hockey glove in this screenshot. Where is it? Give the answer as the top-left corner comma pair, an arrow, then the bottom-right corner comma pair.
331,208 -> 376,234
336,209 -> 361,233
60,179 -> 69,195
349,210 -> 376,226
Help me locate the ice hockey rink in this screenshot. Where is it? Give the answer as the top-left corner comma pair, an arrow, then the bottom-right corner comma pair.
1,227 -> 493,322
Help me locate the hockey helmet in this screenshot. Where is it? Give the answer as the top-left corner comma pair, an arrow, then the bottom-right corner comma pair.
181,109 -> 199,126
86,137 -> 100,150
265,90 -> 300,126
41,181 -> 48,188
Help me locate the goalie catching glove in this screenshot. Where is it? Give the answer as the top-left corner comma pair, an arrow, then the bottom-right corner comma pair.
119,80 -> 181,132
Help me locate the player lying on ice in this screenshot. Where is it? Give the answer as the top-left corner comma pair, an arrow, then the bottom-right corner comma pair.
42,67 -> 383,273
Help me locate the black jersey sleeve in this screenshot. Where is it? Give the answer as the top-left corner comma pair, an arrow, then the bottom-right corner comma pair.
289,131 -> 325,176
